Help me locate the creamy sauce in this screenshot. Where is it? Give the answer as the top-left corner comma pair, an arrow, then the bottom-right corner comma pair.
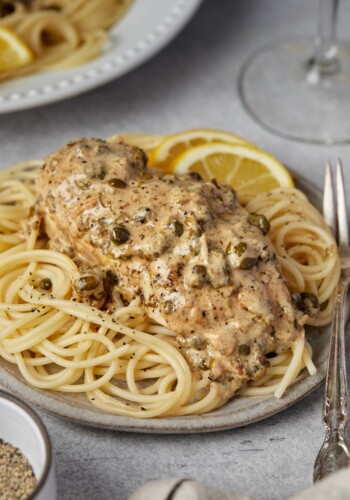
36,137 -> 305,403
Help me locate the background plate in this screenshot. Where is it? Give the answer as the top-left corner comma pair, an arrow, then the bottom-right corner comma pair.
0,0 -> 202,114
0,173 -> 330,433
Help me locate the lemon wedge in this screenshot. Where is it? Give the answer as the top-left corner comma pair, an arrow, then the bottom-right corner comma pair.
148,128 -> 254,170
170,142 -> 294,205
0,27 -> 33,72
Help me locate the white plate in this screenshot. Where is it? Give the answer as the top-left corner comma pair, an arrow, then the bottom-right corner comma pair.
0,0 -> 202,114
0,173 -> 330,433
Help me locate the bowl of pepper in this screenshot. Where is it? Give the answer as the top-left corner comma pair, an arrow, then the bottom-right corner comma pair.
0,390 -> 56,499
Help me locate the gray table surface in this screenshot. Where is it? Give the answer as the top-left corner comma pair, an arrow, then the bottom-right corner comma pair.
1,0 -> 350,499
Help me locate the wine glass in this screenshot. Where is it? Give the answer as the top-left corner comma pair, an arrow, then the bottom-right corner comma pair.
239,0 -> 350,144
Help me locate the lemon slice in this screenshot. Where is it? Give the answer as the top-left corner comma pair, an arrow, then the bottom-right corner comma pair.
170,143 -> 294,205
0,27 -> 33,72
148,128 -> 254,170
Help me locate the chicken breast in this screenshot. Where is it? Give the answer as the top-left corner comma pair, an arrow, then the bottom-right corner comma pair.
36,137 -> 304,404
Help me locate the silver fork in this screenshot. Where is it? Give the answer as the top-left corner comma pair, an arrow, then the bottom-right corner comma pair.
313,160 -> 350,482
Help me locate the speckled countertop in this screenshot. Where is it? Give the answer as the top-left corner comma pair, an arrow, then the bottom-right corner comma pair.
1,0 -> 350,498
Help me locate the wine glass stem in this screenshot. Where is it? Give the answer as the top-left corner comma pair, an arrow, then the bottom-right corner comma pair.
312,0 -> 339,73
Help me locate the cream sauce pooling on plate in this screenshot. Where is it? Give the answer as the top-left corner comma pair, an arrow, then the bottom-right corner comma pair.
36,137 -> 304,404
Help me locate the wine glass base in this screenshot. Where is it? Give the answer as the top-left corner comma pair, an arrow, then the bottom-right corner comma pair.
239,38 -> 350,144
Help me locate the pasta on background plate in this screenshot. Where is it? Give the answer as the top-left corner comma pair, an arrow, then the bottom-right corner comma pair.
0,0 -> 132,81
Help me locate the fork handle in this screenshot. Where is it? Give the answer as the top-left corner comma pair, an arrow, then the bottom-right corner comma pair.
322,274 -> 349,440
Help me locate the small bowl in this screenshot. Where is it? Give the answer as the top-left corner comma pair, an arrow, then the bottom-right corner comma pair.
0,390 -> 56,499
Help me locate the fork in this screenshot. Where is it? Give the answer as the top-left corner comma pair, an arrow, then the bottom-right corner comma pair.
313,160 -> 350,482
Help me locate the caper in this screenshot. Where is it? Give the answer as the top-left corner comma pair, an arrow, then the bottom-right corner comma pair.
247,213 -> 270,235
239,257 -> 259,270
75,275 -> 99,292
132,150 -> 147,166
39,278 -> 52,291
75,179 -> 91,190
300,292 -> 319,314
164,300 -> 175,314
107,178 -> 127,188
189,172 -> 202,181
226,241 -> 247,257
239,344 -> 251,356
192,265 -> 207,286
300,292 -> 319,307
292,291 -> 319,314
170,220 -> 184,237
235,242 -> 247,257
110,224 -> 130,244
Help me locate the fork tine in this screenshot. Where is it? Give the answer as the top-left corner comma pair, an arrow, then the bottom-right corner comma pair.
336,159 -> 349,247
323,161 -> 336,237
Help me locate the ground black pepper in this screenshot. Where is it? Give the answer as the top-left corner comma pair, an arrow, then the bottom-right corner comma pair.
0,439 -> 37,499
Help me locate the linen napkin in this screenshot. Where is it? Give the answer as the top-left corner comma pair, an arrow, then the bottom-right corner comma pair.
129,468 -> 350,500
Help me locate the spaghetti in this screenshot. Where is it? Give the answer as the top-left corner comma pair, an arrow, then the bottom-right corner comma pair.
0,0 -> 132,81
245,187 -> 340,327
0,138 -> 339,418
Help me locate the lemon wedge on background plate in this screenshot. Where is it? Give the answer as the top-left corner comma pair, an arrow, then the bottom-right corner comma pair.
148,128 -> 254,170
0,27 -> 33,72
169,142 -> 294,205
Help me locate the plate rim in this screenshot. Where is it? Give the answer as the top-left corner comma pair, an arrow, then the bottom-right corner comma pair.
0,0 -> 203,114
0,171 -> 329,433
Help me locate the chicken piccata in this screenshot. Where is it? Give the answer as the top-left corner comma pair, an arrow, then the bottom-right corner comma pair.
35,137 -> 305,404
